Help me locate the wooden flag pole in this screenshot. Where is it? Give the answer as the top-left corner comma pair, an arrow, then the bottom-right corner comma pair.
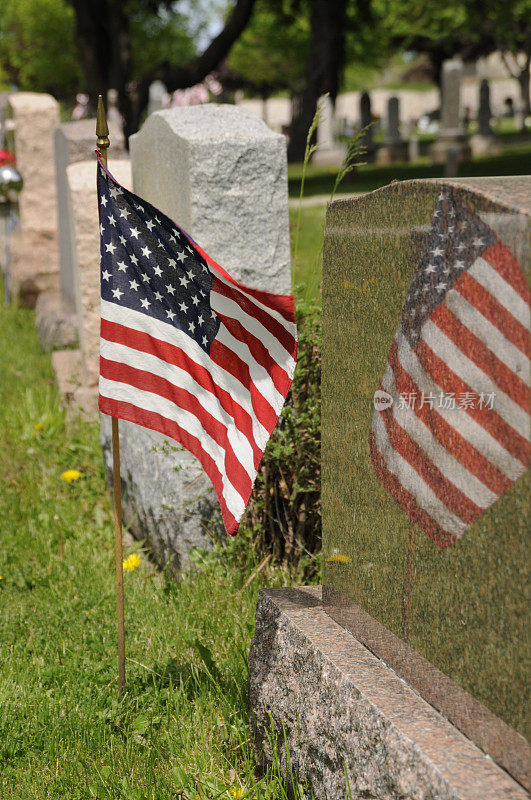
97,94 -> 126,691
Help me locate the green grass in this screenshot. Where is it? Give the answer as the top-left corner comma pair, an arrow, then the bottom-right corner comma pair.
288,141 -> 531,197
0,297 -> 316,798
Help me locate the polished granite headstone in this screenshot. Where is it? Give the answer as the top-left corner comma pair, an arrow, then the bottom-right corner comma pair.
322,176 -> 530,788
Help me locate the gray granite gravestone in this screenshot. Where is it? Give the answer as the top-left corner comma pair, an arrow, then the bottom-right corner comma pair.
147,80 -> 168,115
359,90 -> 375,161
376,95 -> 408,164
430,60 -> 471,164
249,176 -> 530,799
471,79 -> 501,158
100,104 -> 292,571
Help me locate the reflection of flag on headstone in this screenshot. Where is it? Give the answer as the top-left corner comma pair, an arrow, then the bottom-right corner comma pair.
97,154 -> 297,536
370,190 -> 530,547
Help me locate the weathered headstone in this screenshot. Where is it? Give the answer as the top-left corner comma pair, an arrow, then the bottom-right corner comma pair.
147,80 -> 168,115
52,158 -> 131,417
376,95 -> 408,164
36,118 -> 127,351
359,90 -> 375,161
313,95 -> 346,166
430,60 -> 471,164
471,79 -> 501,158
250,176 -> 530,799
444,144 -> 459,177
100,104 -> 292,570
7,92 -> 60,305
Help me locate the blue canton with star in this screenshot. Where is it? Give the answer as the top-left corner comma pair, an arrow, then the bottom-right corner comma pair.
401,189 -> 497,348
98,161 -> 220,353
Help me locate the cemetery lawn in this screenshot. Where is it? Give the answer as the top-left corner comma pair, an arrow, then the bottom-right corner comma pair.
0,296 -> 314,798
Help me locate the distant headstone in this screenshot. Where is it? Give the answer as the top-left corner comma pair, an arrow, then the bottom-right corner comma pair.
376,95 -> 408,164
444,144 -> 459,177
313,95 -> 347,166
147,80 -> 168,116
471,79 -> 501,158
430,60 -> 471,164
7,92 -> 60,305
360,90 -> 374,161
408,134 -> 419,162
100,104 -> 293,570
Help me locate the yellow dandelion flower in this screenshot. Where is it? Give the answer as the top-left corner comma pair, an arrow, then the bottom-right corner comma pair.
325,553 -> 351,564
230,787 -> 245,799
34,421 -> 44,431
123,553 -> 142,572
60,469 -> 81,482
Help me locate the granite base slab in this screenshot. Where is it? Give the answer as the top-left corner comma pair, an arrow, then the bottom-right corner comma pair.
249,587 -> 528,800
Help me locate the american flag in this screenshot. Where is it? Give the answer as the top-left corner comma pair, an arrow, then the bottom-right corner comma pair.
96,155 -> 297,535
370,189 -> 530,547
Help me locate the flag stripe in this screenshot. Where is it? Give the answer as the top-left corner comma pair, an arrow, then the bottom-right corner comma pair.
388,339 -> 513,496
99,395 -> 240,535
100,317 -> 266,461
430,303 -> 530,410
214,271 -> 297,335
470,256 -> 530,328
482,242 -> 531,302
456,271 -> 530,356
443,289 -> 530,380
100,345 -> 259,474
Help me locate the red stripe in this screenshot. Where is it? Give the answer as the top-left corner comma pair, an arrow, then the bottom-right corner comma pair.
209,339 -> 278,433
379,401 -> 481,526
369,429 -> 456,548
99,396 -> 240,535
431,302 -> 530,411
455,271 -> 530,358
212,276 -> 297,358
100,357 -> 253,500
417,340 -> 531,466
192,240 -> 296,323
484,243 -> 531,303
389,341 -> 511,496
100,318 -> 263,466
216,312 -> 292,397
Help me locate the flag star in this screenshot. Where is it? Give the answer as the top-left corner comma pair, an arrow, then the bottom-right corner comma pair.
202,265 -> 208,273
146,219 -> 155,230
108,215 -> 116,226
448,208 -> 456,217
197,314 -> 204,325
153,265 -> 162,277
120,207 -> 130,219
420,304 -> 427,313
186,245 -> 194,253
186,269 -> 195,280
430,247 -> 443,257
105,242 -> 117,254
425,264 -> 436,273
102,269 -> 111,281
169,234 -> 177,243
166,284 -> 176,295
199,290 -> 205,298
119,235 -> 127,246
438,192 -> 445,200
456,242 -> 465,251
100,223 -> 105,235
166,309 -> 175,321
135,203 -> 144,212
117,261 -> 128,272
158,240 -> 166,248
473,237 -> 484,246
447,225 -> 454,233
179,275 -> 189,287
130,227 -> 140,238
154,291 -> 163,301
141,272 -> 150,282
155,216 -> 161,224
173,228 -> 180,237
141,246 -> 151,258
109,185 -> 121,199
436,282 -> 447,291
100,195 -> 108,207
191,295 -> 200,306
188,321 -> 195,333
176,251 -> 186,263
168,259 -> 176,268
179,301 -> 188,313
112,287 -> 123,300
454,260 -> 465,269
140,298 -> 150,309
130,254 -> 139,265
129,279 -> 139,291
202,336 -> 208,346
211,310 -> 216,319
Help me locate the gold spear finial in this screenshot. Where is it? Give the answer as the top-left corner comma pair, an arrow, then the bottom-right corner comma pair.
96,94 -> 110,166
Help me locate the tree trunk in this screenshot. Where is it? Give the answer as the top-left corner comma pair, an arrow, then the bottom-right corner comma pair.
287,0 -> 348,163
517,54 -> 530,121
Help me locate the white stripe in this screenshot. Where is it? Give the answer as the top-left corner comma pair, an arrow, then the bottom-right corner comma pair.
99,375 -> 247,520
214,271 -> 297,337
211,290 -> 296,374
444,289 -> 530,384
382,365 -> 498,509
215,322 -> 286,415
101,299 -> 270,447
100,338 -> 256,479
396,331 -> 525,481
470,256 -> 530,329
422,319 -> 530,441
372,412 -> 466,538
